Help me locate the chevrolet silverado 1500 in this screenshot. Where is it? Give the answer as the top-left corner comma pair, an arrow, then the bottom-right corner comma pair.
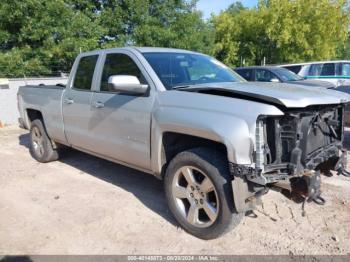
17,47 -> 350,239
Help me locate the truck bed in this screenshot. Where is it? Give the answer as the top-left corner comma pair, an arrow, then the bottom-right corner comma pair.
17,84 -> 67,143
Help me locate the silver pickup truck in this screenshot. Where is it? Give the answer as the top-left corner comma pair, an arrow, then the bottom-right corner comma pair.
18,47 -> 350,239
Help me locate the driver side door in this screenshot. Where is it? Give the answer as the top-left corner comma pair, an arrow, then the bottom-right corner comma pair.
89,51 -> 154,170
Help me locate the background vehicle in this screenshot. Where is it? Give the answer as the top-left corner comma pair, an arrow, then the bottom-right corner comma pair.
278,61 -> 350,87
17,47 -> 350,239
235,66 -> 335,88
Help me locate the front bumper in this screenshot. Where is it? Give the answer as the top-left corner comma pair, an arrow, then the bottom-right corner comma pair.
246,143 -> 344,185
229,145 -> 347,213
230,105 -> 347,213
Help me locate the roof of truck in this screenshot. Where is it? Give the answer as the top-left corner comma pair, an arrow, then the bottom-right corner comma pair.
133,47 -> 199,54
79,47 -> 202,56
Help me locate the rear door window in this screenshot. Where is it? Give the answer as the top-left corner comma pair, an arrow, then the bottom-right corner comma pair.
255,69 -> 277,82
320,63 -> 335,76
309,63 -> 335,76
236,69 -> 254,81
309,64 -> 323,76
73,55 -> 98,90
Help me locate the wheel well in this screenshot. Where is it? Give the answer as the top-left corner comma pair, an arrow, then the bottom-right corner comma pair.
161,132 -> 228,175
26,109 -> 43,124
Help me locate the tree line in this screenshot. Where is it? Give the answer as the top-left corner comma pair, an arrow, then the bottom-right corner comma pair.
0,0 -> 349,77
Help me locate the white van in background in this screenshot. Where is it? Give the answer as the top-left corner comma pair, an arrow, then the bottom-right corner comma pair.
278,61 -> 350,87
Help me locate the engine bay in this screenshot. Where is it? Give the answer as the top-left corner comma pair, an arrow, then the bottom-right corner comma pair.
260,105 -> 344,181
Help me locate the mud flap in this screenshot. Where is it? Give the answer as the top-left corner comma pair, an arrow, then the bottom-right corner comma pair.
230,163 -> 265,213
232,176 -> 261,213
232,176 -> 249,213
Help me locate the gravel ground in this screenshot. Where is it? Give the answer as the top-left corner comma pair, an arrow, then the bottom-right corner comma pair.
0,126 -> 350,255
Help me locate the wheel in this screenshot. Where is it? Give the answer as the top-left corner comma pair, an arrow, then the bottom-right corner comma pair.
29,119 -> 59,163
164,147 -> 243,239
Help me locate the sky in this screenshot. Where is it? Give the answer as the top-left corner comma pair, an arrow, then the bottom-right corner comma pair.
197,0 -> 258,19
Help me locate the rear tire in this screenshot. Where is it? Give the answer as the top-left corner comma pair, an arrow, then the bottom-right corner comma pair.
29,119 -> 60,163
164,147 -> 243,239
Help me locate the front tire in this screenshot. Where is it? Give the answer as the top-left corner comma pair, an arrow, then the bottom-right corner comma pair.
164,147 -> 243,239
29,119 -> 59,163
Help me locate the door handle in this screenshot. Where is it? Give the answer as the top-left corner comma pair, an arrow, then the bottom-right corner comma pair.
64,98 -> 74,105
93,101 -> 105,108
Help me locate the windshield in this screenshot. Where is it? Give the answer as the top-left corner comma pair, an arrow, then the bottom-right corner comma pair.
142,52 -> 245,89
274,67 -> 304,81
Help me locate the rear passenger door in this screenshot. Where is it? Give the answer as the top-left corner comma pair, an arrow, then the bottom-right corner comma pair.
63,53 -> 100,152
89,51 -> 154,170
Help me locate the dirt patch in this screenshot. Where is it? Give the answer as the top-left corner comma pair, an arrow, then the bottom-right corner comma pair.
0,126 -> 350,255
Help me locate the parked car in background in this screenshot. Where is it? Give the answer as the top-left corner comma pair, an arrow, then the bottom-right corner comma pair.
234,66 -> 335,88
278,61 -> 350,87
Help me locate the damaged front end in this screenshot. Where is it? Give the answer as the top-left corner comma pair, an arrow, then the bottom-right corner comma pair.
232,104 -> 347,213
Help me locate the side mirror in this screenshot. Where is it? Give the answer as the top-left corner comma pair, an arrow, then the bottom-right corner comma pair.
108,75 -> 148,95
270,78 -> 280,83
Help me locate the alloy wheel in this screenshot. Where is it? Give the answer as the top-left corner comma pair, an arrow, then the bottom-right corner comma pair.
31,126 -> 44,157
171,166 -> 219,228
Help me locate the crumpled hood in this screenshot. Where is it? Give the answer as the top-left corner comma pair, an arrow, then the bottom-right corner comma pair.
287,79 -> 336,89
180,82 -> 350,108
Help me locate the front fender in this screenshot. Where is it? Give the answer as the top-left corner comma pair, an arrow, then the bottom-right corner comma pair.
151,107 -> 255,175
